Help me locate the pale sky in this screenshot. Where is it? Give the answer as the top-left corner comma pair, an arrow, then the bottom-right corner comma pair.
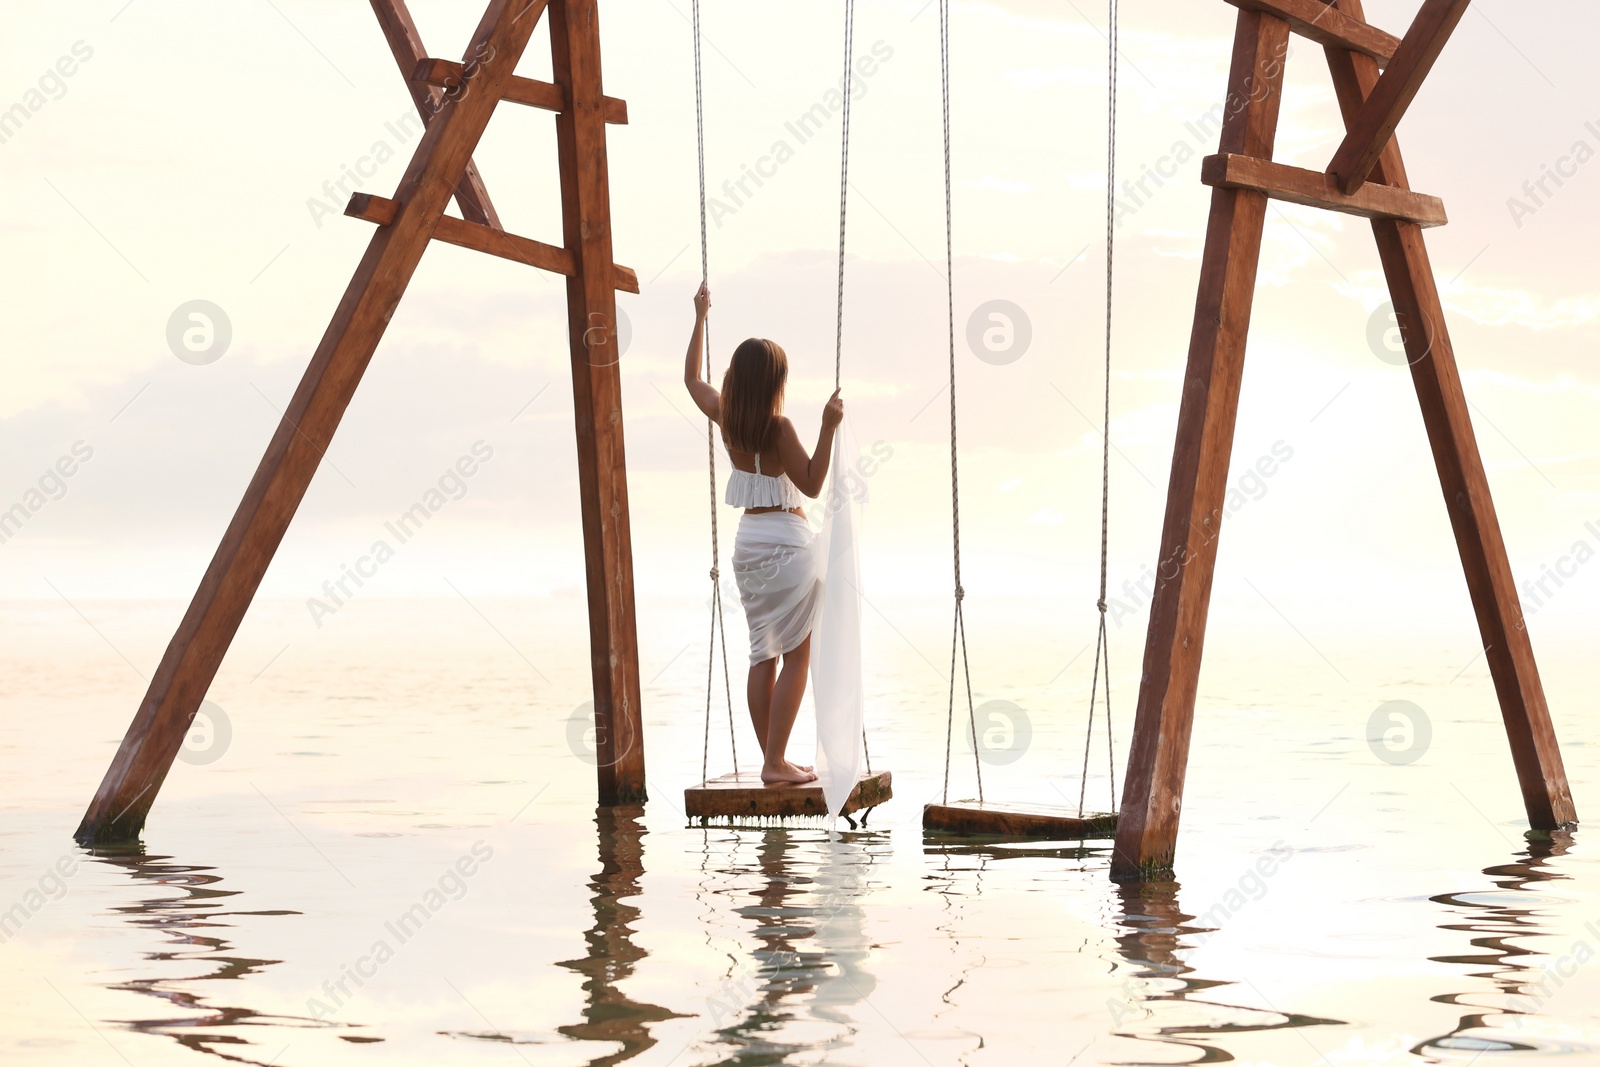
2,0 -> 1597,645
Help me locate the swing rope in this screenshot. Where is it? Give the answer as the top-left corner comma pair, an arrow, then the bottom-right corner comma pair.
833,0 -> 872,776
1078,0 -> 1119,818
833,0 -> 855,394
693,0 -> 737,787
936,0 -> 982,807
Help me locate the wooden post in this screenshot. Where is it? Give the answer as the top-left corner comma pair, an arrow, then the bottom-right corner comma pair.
75,0 -> 552,845
550,0 -> 647,803
1115,0 -> 1574,878
1111,10 -> 1290,879
1325,0 -> 1575,829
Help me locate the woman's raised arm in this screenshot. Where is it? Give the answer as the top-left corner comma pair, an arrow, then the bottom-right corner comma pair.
776,388 -> 844,497
683,283 -> 721,422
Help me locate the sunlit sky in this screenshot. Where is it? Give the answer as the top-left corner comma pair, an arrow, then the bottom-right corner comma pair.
2,0 -> 1597,649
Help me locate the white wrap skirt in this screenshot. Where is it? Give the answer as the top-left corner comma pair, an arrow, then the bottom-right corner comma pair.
732,511 -> 823,665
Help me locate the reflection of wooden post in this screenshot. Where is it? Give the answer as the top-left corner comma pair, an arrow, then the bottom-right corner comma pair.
76,0 -> 646,844
551,0 -> 646,803
557,806 -> 684,1053
1115,0 -> 1574,878
1111,11 -> 1289,879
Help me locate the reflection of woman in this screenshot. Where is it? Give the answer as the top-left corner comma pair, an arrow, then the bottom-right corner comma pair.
711,828 -> 876,1058
683,283 -> 845,786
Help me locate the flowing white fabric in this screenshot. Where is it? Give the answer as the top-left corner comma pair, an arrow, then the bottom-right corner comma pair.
731,511 -> 822,666
810,418 -> 866,819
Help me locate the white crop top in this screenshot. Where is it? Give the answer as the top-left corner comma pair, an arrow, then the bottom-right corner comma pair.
725,450 -> 806,510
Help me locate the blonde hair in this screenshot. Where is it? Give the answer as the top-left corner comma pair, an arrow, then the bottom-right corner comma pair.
719,338 -> 787,453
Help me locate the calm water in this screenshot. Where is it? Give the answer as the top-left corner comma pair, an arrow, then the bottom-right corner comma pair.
2,595 -> 1597,1065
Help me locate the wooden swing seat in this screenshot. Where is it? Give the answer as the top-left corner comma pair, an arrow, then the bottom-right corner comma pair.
923,800 -> 1117,839
685,770 -> 893,822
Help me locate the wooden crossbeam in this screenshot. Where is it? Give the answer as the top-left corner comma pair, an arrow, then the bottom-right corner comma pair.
1225,0 -> 1399,66
345,192 -> 640,292
1202,152 -> 1446,226
370,0 -> 501,229
414,58 -> 629,123
75,0 -> 555,845
1327,0 -> 1473,193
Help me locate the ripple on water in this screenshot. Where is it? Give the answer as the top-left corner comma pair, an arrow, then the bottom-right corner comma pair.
1446,890 -> 1573,908
441,1030 -> 577,1046
1280,843 -> 1370,854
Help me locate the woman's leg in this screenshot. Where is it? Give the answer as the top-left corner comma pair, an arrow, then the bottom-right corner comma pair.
762,635 -> 817,784
747,657 -> 777,761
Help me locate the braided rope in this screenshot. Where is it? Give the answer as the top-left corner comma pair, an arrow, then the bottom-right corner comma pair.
831,0 -> 874,777
693,0 -> 736,783
1079,0 -> 1119,817
934,0 -> 981,806
834,0 -> 855,392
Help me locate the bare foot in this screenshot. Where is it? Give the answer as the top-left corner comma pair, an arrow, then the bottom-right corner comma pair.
787,760 -> 814,774
761,763 -> 818,786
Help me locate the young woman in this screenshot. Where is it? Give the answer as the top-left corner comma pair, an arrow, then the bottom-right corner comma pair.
683,283 -> 844,786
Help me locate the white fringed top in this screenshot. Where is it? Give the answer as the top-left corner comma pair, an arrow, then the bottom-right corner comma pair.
725,450 -> 806,510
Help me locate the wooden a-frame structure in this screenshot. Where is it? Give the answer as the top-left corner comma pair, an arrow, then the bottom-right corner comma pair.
76,0 -> 646,845
1113,0 -> 1577,877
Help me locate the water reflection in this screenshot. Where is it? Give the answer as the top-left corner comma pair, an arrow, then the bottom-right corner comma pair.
1109,878 -> 1343,1062
554,804 -> 686,1064
701,827 -> 886,1064
920,840 -> 1098,1056
1416,831 -> 1591,1057
88,845 -> 316,1064
919,843 -> 1344,1061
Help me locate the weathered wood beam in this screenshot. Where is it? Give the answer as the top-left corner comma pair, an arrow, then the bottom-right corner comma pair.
1202,152 -> 1447,226
414,57 -> 629,124
74,0 -> 550,846
550,0 -> 647,804
370,0 -> 502,229
1112,10 -> 1291,880
923,801 -> 1116,839
1326,0 -> 1575,830
1226,0 -> 1398,67
1327,0 -> 1472,193
686,771 -> 893,819
345,192 -> 640,292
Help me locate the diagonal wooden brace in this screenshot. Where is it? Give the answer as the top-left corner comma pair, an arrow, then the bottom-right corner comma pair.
1327,0 -> 1473,193
370,0 -> 502,228
75,0 -> 550,845
1324,0 -> 1574,830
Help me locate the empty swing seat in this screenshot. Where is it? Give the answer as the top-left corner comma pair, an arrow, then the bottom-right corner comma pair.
685,770 -> 893,823
923,800 -> 1116,838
